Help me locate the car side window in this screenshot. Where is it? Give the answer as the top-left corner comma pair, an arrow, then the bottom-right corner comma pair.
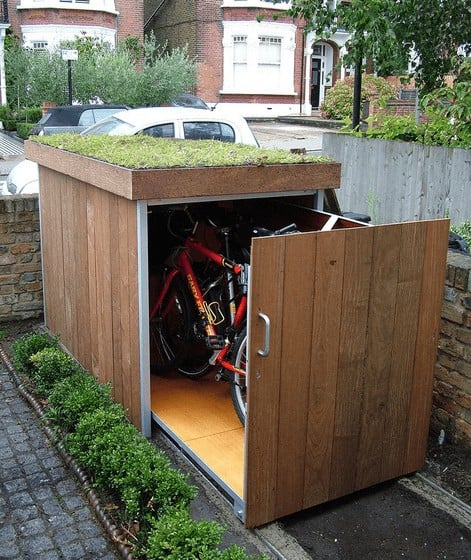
142,123 -> 175,138
78,110 -> 96,127
183,122 -> 236,143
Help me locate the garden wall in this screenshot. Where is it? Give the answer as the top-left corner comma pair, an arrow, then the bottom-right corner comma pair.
0,194 -> 469,450
322,133 -> 471,226
434,250 -> 471,447
0,195 -> 42,321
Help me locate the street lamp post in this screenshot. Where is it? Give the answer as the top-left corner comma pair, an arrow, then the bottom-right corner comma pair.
61,49 -> 78,105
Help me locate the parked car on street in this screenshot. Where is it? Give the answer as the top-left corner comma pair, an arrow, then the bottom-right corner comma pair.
7,107 -> 258,194
29,104 -> 129,136
82,107 -> 259,145
170,93 -> 211,110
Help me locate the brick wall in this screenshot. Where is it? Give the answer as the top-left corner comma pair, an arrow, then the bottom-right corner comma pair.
115,0 -> 144,43
0,196 -> 43,322
433,251 -> 471,448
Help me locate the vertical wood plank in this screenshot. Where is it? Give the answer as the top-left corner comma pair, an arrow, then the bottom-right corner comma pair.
328,227 -> 374,500
127,200 -> 141,429
381,222 -> 425,480
244,235 -> 285,528
60,175 -> 77,351
115,197 -> 140,426
39,169 -> 66,336
110,194 -> 123,405
274,233 -> 316,518
303,230 -> 345,506
354,225 -> 400,489
403,219 -> 449,472
86,186 -> 100,376
94,188 -> 114,386
73,183 -> 92,371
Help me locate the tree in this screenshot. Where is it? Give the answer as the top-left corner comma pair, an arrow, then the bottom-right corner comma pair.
4,33 -> 197,108
395,0 -> 471,92
269,0 -> 471,125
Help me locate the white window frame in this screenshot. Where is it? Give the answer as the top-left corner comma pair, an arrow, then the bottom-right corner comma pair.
21,24 -> 116,50
222,20 -> 296,95
222,1 -> 290,9
18,1 -> 117,13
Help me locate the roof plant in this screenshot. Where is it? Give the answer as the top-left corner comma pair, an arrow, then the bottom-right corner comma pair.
31,134 -> 331,168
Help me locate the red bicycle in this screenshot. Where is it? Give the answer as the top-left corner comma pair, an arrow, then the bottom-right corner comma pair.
149,206 -> 249,424
149,206 -> 297,425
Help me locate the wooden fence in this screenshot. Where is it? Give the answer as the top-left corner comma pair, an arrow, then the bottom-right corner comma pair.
322,133 -> 471,226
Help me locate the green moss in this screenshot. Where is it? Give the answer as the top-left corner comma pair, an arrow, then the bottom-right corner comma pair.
31,134 -> 332,169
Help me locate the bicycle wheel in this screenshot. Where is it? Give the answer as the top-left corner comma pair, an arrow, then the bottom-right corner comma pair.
176,334 -> 212,378
229,328 -> 248,426
149,276 -> 192,373
176,279 -> 222,378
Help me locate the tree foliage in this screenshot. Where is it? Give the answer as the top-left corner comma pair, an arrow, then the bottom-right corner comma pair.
4,32 -> 197,108
269,0 -> 471,91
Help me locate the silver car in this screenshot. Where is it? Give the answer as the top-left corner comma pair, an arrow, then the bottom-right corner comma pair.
82,107 -> 259,146
8,107 -> 258,194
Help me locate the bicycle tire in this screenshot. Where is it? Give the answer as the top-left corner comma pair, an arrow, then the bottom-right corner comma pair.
149,276 -> 192,373
229,327 -> 248,426
176,280 -> 222,378
176,337 -> 212,378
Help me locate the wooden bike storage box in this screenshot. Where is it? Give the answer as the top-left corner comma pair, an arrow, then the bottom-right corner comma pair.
26,141 -> 449,528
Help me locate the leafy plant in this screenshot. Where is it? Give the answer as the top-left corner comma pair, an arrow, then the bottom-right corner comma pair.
30,347 -> 84,397
143,506 -> 224,559
321,75 -> 396,120
16,122 -> 34,139
450,221 -> 471,250
11,331 -> 59,377
143,507 -> 265,560
46,373 -> 116,432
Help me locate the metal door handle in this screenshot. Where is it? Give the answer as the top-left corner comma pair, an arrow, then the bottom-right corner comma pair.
257,312 -> 271,357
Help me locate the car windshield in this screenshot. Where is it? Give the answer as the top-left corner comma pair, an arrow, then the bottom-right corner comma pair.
83,116 -> 135,135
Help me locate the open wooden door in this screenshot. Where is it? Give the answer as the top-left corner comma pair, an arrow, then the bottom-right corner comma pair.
244,219 -> 449,528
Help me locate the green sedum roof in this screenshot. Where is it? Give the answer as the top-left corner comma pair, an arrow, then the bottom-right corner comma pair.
31,134 -> 331,170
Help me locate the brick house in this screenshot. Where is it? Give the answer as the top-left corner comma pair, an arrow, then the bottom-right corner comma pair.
1,1 -> 143,104
6,0 -> 143,48
144,0 -> 352,117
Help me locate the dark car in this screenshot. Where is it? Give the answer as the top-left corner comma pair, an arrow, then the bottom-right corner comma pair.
171,93 -> 211,110
29,104 -> 129,136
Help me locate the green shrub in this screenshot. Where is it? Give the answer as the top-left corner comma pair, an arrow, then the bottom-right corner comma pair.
321,75 -> 396,120
362,114 -> 421,142
11,331 -> 59,377
0,105 -> 10,121
46,373 -> 116,432
143,507 -> 224,560
143,508 -> 265,560
451,221 -> 471,250
16,122 -> 34,139
23,107 -> 42,122
30,347 -> 84,397
66,411 -> 197,520
2,119 -> 18,131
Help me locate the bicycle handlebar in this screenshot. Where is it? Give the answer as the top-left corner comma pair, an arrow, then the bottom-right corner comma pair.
251,223 -> 298,237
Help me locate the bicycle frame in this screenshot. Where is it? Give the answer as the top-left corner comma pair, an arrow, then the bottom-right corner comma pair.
150,235 -> 247,376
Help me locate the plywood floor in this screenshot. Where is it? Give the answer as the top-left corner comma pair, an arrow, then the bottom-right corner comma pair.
151,371 -> 244,498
